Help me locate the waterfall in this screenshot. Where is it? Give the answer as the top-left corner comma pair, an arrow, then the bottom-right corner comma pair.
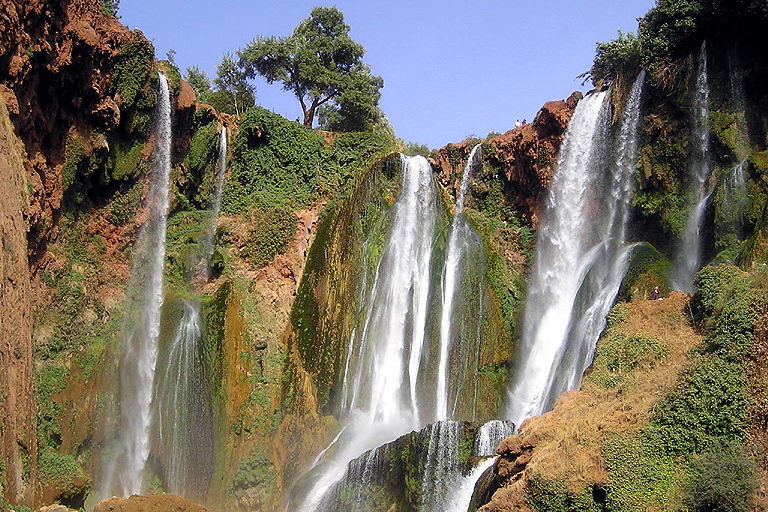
474,419 -> 515,457
152,297 -> 214,499
420,421 -> 463,511
507,70 -> 645,428
101,73 -> 172,496
443,457 -> 497,512
197,126 -> 228,282
295,155 -> 439,510
436,144 -> 482,420
151,126 -> 227,498
724,160 -> 749,232
671,42 -> 712,293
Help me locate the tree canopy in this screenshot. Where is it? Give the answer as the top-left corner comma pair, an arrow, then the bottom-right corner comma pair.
185,55 -> 255,115
239,7 -> 383,129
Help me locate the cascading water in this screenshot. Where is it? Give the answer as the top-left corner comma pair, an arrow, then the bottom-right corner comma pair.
671,42 -> 712,293
420,421 -> 462,510
295,155 -> 439,510
724,160 -> 749,233
197,126 -> 228,282
153,299 -> 213,499
436,144 -> 482,420
101,73 -> 172,496
152,125 -> 227,498
507,70 -> 646,429
474,419 -> 515,457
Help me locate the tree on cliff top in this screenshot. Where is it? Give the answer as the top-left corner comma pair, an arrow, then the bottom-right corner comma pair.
239,7 -> 383,129
185,55 -> 255,115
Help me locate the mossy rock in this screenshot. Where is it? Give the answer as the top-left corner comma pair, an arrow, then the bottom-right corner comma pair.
618,242 -> 672,301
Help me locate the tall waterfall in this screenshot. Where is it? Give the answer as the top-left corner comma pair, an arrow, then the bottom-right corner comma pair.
671,42 -> 712,293
197,126 -> 227,282
507,71 -> 646,428
152,125 -> 227,498
436,144 -> 482,420
296,155 -> 439,510
101,73 -> 172,496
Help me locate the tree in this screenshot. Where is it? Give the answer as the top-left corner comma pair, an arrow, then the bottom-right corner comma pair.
185,66 -> 212,100
239,6 -> 383,128
213,54 -> 255,116
99,0 -> 119,17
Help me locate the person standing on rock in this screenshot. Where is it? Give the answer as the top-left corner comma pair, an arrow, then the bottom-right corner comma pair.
515,119 -> 521,129
651,286 -> 662,300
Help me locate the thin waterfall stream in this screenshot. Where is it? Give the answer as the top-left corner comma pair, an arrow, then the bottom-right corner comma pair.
152,124 -> 228,498
436,144 -> 482,420
671,42 -> 712,293
101,72 -> 173,496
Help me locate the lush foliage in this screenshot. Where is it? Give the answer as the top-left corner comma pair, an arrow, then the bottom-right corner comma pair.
588,31 -> 642,83
242,208 -> 297,268
99,0 -> 119,16
588,333 -> 668,389
684,446 -> 758,512
239,7 -> 383,128
185,58 -> 255,115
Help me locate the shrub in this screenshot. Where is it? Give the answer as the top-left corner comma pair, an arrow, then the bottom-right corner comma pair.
111,33 -> 155,108
684,446 -> 757,512
242,208 -> 297,268
589,333 -> 668,389
232,447 -> 274,490
650,355 -> 749,456
588,31 -> 642,84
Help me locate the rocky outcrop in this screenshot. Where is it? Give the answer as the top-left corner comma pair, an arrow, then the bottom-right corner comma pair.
475,293 -> 701,511
0,90 -> 36,508
93,494 -> 208,512
431,92 -> 581,226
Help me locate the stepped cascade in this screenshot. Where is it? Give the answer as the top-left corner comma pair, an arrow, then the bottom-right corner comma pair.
100,73 -> 173,496
671,42 -> 712,293
507,71 -> 646,428
197,126 -> 228,282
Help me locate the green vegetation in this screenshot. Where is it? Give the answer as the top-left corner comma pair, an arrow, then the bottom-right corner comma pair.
685,446 -> 758,512
588,333 -> 668,389
527,474 -> 601,512
186,55 -> 255,115
239,7 -> 383,129
111,33 -> 155,109
99,0 -> 119,16
242,207 -> 296,268
38,447 -> 89,500
588,0 -> 768,84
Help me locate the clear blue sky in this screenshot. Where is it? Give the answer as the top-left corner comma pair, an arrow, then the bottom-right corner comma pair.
119,0 -> 654,148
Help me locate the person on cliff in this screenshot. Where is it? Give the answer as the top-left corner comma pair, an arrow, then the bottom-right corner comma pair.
522,118 -> 528,125
651,286 -> 662,300
515,119 -> 521,129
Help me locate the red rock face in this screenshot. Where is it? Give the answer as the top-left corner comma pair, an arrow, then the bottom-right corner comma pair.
431,92 -> 581,227
0,0 -> 134,257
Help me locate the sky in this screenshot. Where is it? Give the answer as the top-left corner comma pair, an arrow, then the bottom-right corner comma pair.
118,0 -> 655,148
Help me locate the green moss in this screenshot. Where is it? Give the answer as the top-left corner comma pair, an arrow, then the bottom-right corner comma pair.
182,121 -> 219,207
232,446 -> 275,491
618,242 -> 672,301
112,33 -> 155,108
38,447 -> 89,499
109,140 -> 146,183
62,133 -> 86,194
107,180 -> 143,224
36,363 -> 69,449
164,209 -> 210,288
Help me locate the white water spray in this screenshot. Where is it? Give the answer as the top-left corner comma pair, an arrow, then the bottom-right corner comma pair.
507,71 -> 646,428
296,155 -> 438,510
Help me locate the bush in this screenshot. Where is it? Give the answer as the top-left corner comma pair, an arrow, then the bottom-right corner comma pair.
111,33 -> 154,108
232,447 -> 275,490
684,446 -> 757,512
589,333 -> 668,389
588,31 -> 642,84
242,208 -> 297,268
650,355 -> 749,456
